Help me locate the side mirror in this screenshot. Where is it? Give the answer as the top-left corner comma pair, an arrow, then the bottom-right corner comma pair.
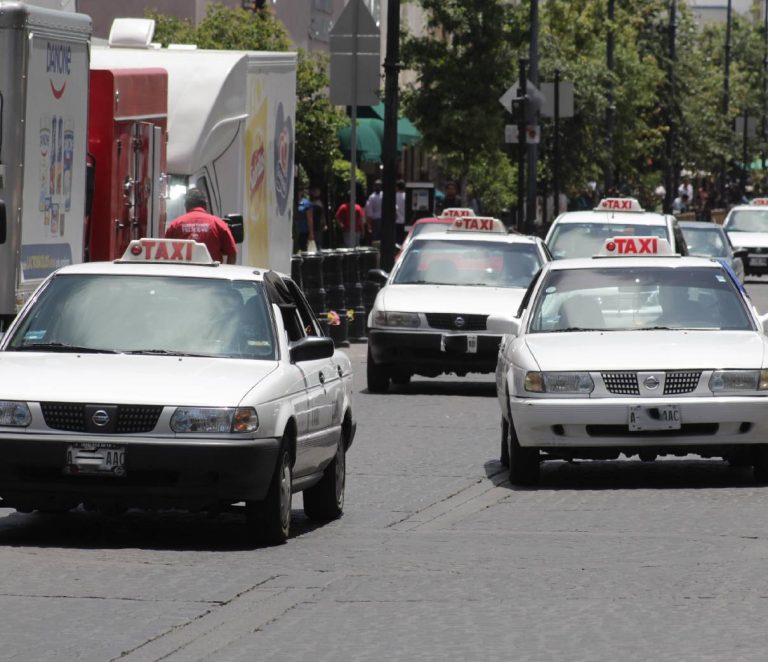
733,247 -> 748,260
0,199 -> 6,244
224,213 -> 244,244
760,313 -> 768,336
367,268 -> 389,285
289,336 -> 335,362
487,314 -> 521,336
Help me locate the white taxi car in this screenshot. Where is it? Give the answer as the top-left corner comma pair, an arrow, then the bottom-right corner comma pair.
723,198 -> 768,276
546,197 -> 688,259
367,217 -> 550,392
492,236 -> 768,486
0,239 -> 355,545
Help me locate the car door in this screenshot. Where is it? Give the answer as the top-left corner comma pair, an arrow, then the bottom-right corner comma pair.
284,279 -> 338,477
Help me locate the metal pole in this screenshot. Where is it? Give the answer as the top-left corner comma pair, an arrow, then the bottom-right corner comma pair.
742,109 -> 749,195
605,0 -> 615,195
722,0 -> 733,204
346,0 -> 360,249
380,0 -> 401,271
517,58 -> 528,233
526,0 -> 539,234
664,0 -> 676,214
762,0 -> 767,171
554,69 -> 561,218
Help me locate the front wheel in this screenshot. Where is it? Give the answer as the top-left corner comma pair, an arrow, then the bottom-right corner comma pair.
304,430 -> 346,521
367,346 -> 390,393
753,445 -> 768,484
500,417 -> 510,468
506,416 -> 540,486
246,443 -> 292,545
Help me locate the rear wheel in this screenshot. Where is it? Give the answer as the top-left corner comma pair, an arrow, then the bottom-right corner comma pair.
246,443 -> 292,545
500,417 -> 510,468
391,369 -> 411,386
367,346 -> 390,393
303,430 -> 346,521
753,446 -> 768,484
506,416 -> 540,486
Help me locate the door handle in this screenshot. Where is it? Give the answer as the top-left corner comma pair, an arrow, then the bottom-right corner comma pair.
337,365 -> 343,378
319,371 -> 325,385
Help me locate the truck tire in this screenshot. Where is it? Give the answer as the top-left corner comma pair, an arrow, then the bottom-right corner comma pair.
247,442 -> 292,545
367,346 -> 390,393
506,416 -> 540,486
303,429 -> 346,521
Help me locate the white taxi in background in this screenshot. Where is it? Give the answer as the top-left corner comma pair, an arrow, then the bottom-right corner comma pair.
0,239 -> 355,545
492,236 -> 768,486
546,197 -> 688,259
723,198 -> 768,276
367,217 -> 550,392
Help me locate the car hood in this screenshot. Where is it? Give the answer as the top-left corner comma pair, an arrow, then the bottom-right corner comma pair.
379,284 -> 525,316
726,231 -> 768,249
0,353 -> 279,406
525,331 -> 766,371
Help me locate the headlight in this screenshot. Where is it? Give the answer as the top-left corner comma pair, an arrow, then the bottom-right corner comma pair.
524,371 -> 594,394
0,401 -> 31,427
709,370 -> 768,392
372,311 -> 421,328
170,407 -> 259,433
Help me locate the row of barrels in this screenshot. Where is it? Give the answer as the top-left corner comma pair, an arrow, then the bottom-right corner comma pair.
290,247 -> 382,346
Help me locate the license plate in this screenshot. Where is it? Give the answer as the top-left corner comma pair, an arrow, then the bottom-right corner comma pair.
750,257 -> 767,267
466,334 -> 478,353
628,405 -> 681,431
440,334 -> 478,353
65,443 -> 126,476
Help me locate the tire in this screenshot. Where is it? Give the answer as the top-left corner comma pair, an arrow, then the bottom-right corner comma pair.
638,451 -> 657,462
246,443 -> 292,545
506,416 -> 540,486
391,370 -> 411,386
753,446 -> 768,484
500,417 -> 510,468
367,346 -> 390,393
304,429 -> 346,521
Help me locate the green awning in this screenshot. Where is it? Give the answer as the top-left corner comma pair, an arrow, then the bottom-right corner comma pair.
337,114 -> 422,163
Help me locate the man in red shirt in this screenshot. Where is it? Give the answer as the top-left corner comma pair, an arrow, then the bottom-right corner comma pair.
165,188 -> 237,263
335,198 -> 365,247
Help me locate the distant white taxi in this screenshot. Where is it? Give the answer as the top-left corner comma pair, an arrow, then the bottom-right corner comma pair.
723,198 -> 768,276
367,217 -> 550,392
492,236 -> 768,485
0,239 -> 355,544
546,197 -> 688,259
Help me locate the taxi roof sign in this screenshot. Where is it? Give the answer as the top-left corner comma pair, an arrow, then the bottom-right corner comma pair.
594,197 -> 644,213
448,216 -> 507,233
439,207 -> 476,219
750,198 -> 768,206
119,238 -> 216,265
597,236 -> 675,257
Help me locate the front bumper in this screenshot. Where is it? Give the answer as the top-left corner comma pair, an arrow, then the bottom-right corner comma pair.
368,328 -> 502,375
745,253 -> 768,274
510,396 -> 768,448
0,433 -> 280,511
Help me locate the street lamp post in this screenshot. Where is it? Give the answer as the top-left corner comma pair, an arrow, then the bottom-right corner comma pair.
722,0 -> 733,203
605,0 -> 615,195
664,0 -> 677,214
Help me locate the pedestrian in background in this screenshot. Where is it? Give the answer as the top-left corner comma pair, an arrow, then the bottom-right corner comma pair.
395,179 -> 406,245
309,186 -> 326,250
335,196 -> 365,247
365,179 -> 383,244
436,181 -> 463,213
165,188 -> 237,263
294,188 -> 313,252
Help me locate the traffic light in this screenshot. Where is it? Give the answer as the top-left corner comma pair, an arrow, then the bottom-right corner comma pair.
510,96 -> 527,124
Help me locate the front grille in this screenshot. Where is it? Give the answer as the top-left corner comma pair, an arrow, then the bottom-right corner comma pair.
664,371 -> 702,395
41,403 -> 163,433
602,372 -> 639,395
425,313 -> 488,331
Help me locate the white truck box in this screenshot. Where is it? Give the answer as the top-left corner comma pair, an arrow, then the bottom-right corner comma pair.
0,2 -> 90,325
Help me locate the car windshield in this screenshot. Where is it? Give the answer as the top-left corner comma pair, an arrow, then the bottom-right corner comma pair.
681,226 -> 730,258
528,266 -> 752,333
548,222 -> 669,259
411,222 -> 452,238
393,239 -> 541,288
725,209 -> 768,233
6,274 -> 276,359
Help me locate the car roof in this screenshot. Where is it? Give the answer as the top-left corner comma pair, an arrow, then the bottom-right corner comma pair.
413,217 -> 453,225
546,255 -> 721,271
410,229 -> 540,245
679,221 -> 724,231
551,210 -> 669,226
51,260 -> 274,281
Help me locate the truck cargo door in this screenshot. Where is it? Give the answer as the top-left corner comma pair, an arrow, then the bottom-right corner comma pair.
118,122 -> 154,254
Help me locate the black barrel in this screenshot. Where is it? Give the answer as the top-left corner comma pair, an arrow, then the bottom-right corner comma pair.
300,252 -> 326,317
360,247 -> 382,314
290,254 -> 303,288
340,249 -> 363,308
328,310 -> 349,346
322,249 -> 343,287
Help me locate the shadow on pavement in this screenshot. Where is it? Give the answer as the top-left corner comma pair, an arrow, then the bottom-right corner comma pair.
483,456 -> 760,491
362,378 -> 496,398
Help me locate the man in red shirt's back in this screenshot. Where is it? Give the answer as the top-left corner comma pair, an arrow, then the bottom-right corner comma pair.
165,188 -> 237,263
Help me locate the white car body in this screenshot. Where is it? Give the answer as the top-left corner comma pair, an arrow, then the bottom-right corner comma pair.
367,226 -> 550,390
494,253 -> 768,484
723,204 -> 768,276
0,241 -> 355,541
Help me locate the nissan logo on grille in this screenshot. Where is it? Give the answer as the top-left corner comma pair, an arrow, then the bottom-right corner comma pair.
92,410 -> 110,427
643,376 -> 660,390
454,316 -> 466,329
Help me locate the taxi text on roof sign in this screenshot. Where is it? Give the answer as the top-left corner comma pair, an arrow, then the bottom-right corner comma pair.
448,216 -> 507,233
594,198 -> 644,213
120,239 -> 216,265
598,236 -> 675,257
750,198 -> 768,206
439,207 -> 476,219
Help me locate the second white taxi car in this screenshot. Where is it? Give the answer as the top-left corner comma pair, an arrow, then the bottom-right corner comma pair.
367,217 -> 550,392
492,236 -> 768,485
723,198 -> 768,277
0,239 -> 355,544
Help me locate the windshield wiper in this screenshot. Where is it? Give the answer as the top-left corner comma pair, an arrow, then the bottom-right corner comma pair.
122,349 -> 217,358
548,327 -> 608,333
13,342 -> 119,353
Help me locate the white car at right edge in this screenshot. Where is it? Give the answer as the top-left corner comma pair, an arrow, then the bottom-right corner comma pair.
491,235 -> 768,486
